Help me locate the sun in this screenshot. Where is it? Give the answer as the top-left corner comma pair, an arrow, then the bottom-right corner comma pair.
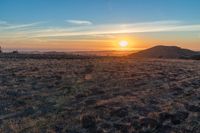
119,40 -> 129,48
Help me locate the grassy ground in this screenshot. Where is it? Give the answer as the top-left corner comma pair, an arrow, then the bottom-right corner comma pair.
0,58 -> 200,133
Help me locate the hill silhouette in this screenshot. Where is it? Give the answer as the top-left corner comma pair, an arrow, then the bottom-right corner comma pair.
130,45 -> 199,59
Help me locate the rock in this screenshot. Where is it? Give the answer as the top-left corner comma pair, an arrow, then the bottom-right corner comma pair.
100,122 -> 112,129
171,111 -> 189,125
54,123 -> 64,132
110,107 -> 128,117
192,126 -> 200,133
121,116 -> 139,123
180,129 -> 193,133
21,107 -> 35,117
148,98 -> 159,104
159,112 -> 173,123
140,118 -> 159,131
75,93 -> 87,99
6,90 -> 20,97
156,125 -> 174,133
37,104 -> 56,116
172,87 -> 184,96
15,100 -> 26,106
65,128 -> 81,133
131,119 -> 142,130
81,115 -> 96,129
113,123 -> 130,133
84,99 -> 97,105
89,88 -> 105,97
185,104 -> 200,112
132,105 -> 149,116
95,128 -> 105,133
54,75 -> 62,80
85,73 -> 93,80
186,121 -> 199,131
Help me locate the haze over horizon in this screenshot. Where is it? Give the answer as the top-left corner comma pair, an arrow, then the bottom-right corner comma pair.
0,0 -> 200,51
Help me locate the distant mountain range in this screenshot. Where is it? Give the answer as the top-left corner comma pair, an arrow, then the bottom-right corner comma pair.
1,45 -> 200,60
130,45 -> 200,59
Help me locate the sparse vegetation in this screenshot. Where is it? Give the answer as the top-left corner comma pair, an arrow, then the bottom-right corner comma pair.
0,57 -> 200,132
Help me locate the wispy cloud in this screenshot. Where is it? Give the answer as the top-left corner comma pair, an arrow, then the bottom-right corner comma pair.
0,21 -> 45,30
31,20 -> 200,38
1,20 -> 200,41
66,19 -> 93,25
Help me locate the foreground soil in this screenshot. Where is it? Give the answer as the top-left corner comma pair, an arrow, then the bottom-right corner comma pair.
0,58 -> 200,133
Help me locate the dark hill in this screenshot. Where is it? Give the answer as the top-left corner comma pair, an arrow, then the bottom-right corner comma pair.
130,45 -> 199,59
190,54 -> 200,60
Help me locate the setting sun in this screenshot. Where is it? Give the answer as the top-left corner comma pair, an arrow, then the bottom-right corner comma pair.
119,40 -> 129,48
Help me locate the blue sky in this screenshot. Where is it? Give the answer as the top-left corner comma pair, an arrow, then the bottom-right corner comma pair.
1,0 -> 200,24
0,0 -> 200,51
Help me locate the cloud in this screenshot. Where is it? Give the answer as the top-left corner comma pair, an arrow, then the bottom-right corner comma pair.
1,20 -> 200,41
31,20 -> 200,38
66,19 -> 93,25
0,21 -> 45,30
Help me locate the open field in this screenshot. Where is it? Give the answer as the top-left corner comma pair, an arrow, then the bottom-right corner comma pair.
0,57 -> 200,133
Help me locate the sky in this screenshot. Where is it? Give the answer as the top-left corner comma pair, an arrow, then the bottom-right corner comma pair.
0,0 -> 200,51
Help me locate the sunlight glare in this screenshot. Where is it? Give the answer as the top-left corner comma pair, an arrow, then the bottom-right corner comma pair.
119,40 -> 128,48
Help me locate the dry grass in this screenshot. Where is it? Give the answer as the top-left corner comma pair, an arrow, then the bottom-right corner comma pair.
0,57 -> 200,132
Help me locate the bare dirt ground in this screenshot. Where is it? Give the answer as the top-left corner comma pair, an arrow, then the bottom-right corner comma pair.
0,58 -> 200,133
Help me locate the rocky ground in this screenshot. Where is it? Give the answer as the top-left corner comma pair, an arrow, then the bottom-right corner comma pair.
0,58 -> 200,133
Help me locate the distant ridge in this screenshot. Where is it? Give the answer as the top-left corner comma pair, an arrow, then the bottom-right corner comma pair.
130,45 -> 199,59
0,52 -> 98,59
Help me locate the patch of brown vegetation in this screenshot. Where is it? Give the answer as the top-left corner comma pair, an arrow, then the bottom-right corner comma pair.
0,58 -> 199,132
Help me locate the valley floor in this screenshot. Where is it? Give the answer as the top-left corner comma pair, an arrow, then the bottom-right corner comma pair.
0,58 -> 200,133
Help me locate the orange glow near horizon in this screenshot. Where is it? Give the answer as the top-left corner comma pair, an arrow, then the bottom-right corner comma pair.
1,35 -> 200,52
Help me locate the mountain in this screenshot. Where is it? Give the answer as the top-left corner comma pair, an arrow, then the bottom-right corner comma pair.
130,45 -> 199,59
